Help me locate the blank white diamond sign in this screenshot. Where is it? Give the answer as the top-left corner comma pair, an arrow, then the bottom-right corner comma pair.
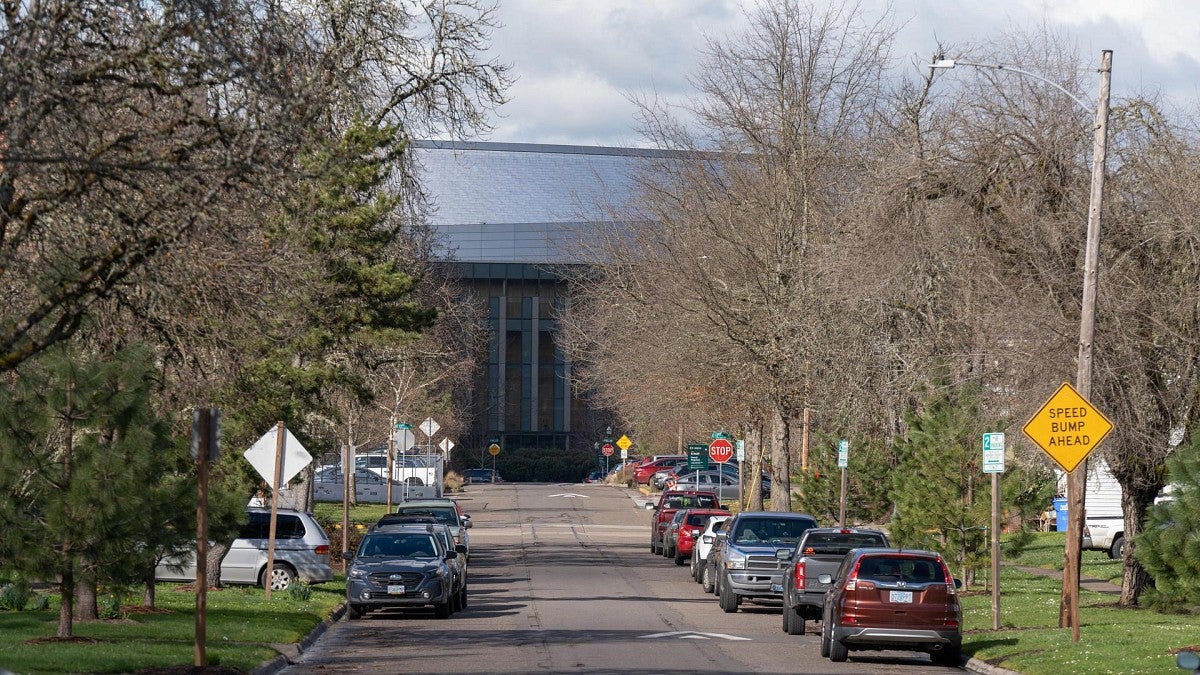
243,426 -> 312,487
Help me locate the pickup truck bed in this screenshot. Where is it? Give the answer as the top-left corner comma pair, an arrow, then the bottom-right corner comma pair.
778,527 -> 890,635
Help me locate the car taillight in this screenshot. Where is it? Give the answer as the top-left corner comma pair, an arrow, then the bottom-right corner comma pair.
939,559 -> 957,595
315,544 -> 330,555
794,560 -> 806,589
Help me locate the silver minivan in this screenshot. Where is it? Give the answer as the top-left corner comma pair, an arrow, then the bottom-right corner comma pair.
155,508 -> 334,591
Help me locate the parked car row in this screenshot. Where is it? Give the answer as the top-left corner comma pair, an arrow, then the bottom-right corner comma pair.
346,498 -> 473,620
648,489 -> 964,667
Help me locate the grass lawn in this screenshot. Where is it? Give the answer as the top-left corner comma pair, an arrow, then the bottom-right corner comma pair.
960,532 -> 1199,674
0,578 -> 345,674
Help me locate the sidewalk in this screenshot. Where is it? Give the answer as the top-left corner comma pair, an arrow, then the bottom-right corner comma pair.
1002,562 -> 1123,595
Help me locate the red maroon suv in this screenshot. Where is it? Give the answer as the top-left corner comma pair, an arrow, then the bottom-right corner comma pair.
649,490 -> 723,555
819,548 -> 962,666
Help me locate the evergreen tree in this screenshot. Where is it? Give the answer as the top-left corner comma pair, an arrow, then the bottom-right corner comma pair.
0,345 -> 176,635
889,386 -> 992,583
1135,431 -> 1200,610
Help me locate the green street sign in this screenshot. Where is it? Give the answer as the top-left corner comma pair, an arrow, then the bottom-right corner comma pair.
686,444 -> 710,470
710,431 -> 732,440
395,422 -> 413,430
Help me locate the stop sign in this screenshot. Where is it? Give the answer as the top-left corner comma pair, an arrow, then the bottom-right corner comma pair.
601,443 -> 615,457
709,438 -> 734,463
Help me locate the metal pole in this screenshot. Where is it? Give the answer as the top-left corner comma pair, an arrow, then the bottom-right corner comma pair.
838,467 -> 848,527
386,427 -> 395,512
1062,49 -> 1112,640
991,471 -> 1001,630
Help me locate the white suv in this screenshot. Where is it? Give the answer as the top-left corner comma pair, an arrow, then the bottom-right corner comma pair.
156,508 -> 334,591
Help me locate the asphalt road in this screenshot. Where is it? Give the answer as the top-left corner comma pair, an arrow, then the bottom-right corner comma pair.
281,482 -> 962,674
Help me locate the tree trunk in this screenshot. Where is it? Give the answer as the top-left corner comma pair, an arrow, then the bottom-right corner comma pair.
142,566 -> 157,608
745,424 -> 765,511
73,577 -> 98,621
206,543 -> 228,588
57,567 -> 74,638
1119,486 -> 1156,606
769,405 -> 792,512
296,464 -> 313,513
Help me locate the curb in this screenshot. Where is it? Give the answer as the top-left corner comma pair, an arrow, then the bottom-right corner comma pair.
965,656 -> 1022,675
249,602 -> 346,675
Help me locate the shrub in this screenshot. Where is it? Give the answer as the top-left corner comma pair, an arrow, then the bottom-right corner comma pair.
287,581 -> 313,601
0,581 -> 30,611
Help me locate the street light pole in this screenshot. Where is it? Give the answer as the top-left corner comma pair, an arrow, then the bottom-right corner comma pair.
931,51 -> 1113,640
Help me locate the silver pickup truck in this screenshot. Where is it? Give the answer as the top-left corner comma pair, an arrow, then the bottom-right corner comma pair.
776,527 -> 890,635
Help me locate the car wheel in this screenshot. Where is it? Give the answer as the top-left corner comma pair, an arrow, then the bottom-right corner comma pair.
261,563 -> 296,592
719,576 -> 739,613
674,551 -> 687,566
347,604 -> 365,620
829,635 -> 848,662
931,646 -> 962,667
820,621 -> 831,658
459,586 -> 468,610
450,588 -> 461,613
783,603 -> 805,635
434,599 -> 451,619
1110,535 -> 1125,560
701,565 -> 715,594
663,544 -> 674,558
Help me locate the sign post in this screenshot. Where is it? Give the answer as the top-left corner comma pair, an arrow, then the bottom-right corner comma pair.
982,432 -> 1006,631
837,440 -> 849,526
191,408 -> 219,667
1023,382 -> 1115,637
617,435 -> 632,463
488,442 -> 501,481
242,424 -> 311,600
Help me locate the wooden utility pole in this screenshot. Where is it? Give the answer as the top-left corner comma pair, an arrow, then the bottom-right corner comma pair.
192,408 -> 218,666
265,421 -> 285,601
1062,49 -> 1112,640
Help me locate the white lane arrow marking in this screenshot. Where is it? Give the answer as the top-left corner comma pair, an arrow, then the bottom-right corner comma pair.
547,493 -> 589,498
638,631 -> 750,641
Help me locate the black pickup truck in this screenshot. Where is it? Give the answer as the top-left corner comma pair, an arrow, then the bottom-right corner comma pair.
775,527 -> 889,635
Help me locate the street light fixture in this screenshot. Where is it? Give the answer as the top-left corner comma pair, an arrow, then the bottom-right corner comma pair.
930,51 -> 1113,642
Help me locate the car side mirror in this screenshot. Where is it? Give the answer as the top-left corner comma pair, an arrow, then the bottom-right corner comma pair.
817,574 -> 833,584
455,544 -> 468,554
715,532 -> 727,541
721,505 -> 729,510
445,550 -> 458,560
702,535 -> 713,544
463,519 -> 473,529
775,549 -> 792,561
954,578 -> 962,589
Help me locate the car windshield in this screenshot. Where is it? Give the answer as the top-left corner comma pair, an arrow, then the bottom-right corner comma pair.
395,507 -> 458,526
802,533 -> 888,555
664,495 -> 719,509
357,533 -> 439,559
732,518 -> 815,544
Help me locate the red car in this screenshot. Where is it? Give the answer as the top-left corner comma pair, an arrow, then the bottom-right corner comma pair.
649,490 -> 723,555
667,508 -> 729,566
820,548 -> 962,665
633,456 -> 686,485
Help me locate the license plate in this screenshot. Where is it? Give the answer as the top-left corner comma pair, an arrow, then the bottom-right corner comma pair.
889,590 -> 913,603
387,584 -> 406,595
770,583 -> 783,593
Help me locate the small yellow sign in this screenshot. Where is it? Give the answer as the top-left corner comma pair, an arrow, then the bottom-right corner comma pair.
488,443 -> 501,456
616,435 -> 633,451
1022,382 -> 1114,473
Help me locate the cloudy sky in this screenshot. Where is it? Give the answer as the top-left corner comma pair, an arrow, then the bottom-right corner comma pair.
479,0 -> 1200,147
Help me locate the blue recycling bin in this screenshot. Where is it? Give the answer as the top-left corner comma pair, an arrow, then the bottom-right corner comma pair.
1053,497 -> 1068,532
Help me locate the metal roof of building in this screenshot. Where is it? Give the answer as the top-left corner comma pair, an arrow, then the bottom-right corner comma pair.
412,141 -> 675,264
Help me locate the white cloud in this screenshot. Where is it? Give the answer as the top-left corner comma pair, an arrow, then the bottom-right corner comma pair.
478,0 -> 1200,146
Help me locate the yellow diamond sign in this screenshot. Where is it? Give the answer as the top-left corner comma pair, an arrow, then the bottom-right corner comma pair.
1022,382 -> 1114,473
616,435 -> 633,451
